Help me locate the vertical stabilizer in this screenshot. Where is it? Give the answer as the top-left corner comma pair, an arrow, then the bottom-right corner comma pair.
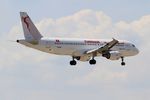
20,12 -> 43,41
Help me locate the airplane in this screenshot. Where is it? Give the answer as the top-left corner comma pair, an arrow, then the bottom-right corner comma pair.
16,12 -> 139,66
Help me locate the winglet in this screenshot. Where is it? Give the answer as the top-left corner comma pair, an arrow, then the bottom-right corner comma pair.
112,38 -> 118,41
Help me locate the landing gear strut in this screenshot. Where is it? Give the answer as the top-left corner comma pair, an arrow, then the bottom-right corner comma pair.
121,57 -> 125,66
89,56 -> 96,65
70,57 -> 77,65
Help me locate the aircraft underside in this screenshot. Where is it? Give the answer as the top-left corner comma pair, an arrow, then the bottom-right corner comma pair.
17,12 -> 139,66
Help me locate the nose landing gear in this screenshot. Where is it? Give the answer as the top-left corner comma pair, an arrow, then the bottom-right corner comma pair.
121,57 -> 125,66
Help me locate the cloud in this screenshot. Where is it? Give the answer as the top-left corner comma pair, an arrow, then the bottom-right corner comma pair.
114,15 -> 150,46
68,66 -> 128,86
35,9 -> 149,47
36,9 -> 112,38
0,9 -> 150,100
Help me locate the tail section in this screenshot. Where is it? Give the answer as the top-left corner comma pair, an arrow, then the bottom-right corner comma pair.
20,12 -> 43,41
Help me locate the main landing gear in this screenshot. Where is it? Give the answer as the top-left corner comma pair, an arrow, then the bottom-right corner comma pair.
121,57 -> 125,66
70,56 -> 96,65
89,57 -> 96,65
69,56 -> 126,66
70,57 -> 77,65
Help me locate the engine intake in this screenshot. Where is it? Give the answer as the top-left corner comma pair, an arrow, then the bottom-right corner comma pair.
102,51 -> 121,60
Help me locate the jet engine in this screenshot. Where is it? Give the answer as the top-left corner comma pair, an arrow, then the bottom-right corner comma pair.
102,51 -> 121,60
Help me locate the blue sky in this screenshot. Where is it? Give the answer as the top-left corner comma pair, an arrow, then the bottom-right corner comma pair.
0,0 -> 150,100
1,0 -> 150,33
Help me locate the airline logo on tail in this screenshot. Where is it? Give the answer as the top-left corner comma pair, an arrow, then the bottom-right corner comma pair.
20,12 -> 43,41
22,16 -> 30,32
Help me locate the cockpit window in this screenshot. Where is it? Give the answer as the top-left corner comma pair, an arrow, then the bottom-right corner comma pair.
132,44 -> 135,47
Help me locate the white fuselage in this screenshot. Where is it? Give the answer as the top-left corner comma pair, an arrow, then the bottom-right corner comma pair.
18,12 -> 139,65
18,37 -> 139,60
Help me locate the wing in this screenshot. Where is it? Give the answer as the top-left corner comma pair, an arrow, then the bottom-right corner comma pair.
86,38 -> 119,55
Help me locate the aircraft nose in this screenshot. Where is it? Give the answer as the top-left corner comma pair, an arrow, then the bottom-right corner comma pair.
134,47 -> 139,55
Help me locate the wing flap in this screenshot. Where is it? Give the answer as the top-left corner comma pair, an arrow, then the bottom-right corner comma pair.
86,38 -> 119,55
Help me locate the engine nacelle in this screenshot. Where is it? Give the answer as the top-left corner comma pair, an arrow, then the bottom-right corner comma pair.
103,51 -> 121,60
109,51 -> 121,60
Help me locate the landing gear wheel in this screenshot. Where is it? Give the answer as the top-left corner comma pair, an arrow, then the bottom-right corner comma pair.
70,56 -> 77,65
89,59 -> 96,65
121,62 -> 125,66
70,60 -> 77,65
121,57 -> 125,66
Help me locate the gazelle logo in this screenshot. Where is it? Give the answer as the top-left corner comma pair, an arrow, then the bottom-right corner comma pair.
22,16 -> 30,32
